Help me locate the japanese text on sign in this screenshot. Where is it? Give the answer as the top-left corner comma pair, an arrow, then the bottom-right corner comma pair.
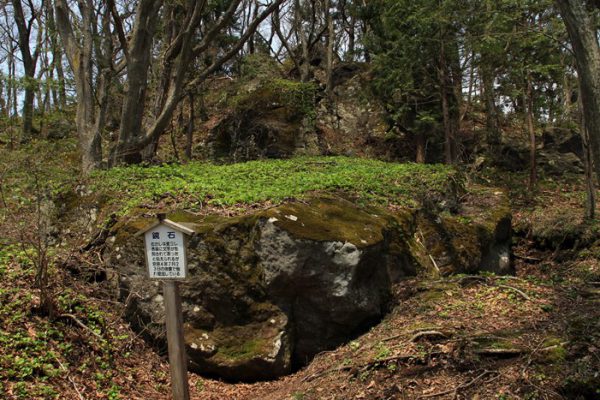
144,224 -> 186,279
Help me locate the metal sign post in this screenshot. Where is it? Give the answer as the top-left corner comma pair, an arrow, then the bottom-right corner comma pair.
137,214 -> 193,400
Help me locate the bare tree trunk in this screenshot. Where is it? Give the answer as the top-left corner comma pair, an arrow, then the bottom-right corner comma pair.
578,92 -> 596,219
343,0 -> 356,61
0,75 -> 5,117
439,36 -> 454,164
45,0 -> 67,110
9,49 -> 18,119
557,0 -> 600,180
12,0 -> 40,142
461,53 -> 474,123
186,93 -> 194,160
112,0 -> 162,165
54,0 -> 109,174
325,0 -> 334,97
295,0 -> 311,82
525,75 -> 537,192
248,0 -> 259,54
416,133 -> 426,163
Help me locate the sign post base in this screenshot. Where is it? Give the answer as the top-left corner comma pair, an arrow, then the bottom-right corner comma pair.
163,280 -> 190,400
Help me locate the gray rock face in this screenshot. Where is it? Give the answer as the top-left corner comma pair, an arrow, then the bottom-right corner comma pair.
256,217 -> 392,361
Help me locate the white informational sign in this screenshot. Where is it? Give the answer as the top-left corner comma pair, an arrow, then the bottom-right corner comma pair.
144,223 -> 187,279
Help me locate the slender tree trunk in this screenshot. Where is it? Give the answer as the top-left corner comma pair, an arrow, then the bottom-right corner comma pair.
525,76 -> 537,192
248,0 -> 258,54
416,133 -> 426,163
579,92 -> 596,219
0,76 -> 5,117
9,50 -> 18,118
461,53 -> 475,123
481,66 -> 500,149
439,36 -> 454,164
45,0 -> 67,110
295,0 -> 311,82
113,0 -> 162,165
12,0 -> 41,142
325,0 -> 334,97
346,10 -> 355,61
186,93 -> 194,160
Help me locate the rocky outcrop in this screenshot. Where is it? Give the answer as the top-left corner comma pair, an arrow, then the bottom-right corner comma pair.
202,78 -> 320,162
200,62 -> 395,162
106,191 -> 512,381
314,65 -> 392,158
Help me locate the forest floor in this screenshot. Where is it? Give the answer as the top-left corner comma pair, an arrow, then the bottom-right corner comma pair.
1,141 -> 599,399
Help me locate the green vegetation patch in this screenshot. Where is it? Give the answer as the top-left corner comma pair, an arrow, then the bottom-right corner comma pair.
90,156 -> 458,217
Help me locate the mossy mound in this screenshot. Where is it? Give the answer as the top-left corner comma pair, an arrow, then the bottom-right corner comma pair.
88,156 -> 460,219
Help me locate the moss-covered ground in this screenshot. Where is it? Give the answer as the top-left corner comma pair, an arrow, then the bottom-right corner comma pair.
90,156 -> 456,214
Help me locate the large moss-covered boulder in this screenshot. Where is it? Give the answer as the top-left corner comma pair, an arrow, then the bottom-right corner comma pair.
103,184 -> 512,382
109,195 -> 418,381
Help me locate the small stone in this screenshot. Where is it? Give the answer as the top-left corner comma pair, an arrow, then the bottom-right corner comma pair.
193,306 -> 201,312
191,343 -> 198,349
284,214 -> 298,221
270,319 -> 276,324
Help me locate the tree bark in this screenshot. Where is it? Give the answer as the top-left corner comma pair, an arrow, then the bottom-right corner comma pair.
438,34 -> 455,164
12,0 -> 40,142
579,91 -> 596,219
295,0 -> 311,82
416,133 -> 426,163
325,0 -> 335,97
186,93 -> 194,160
525,75 -> 537,192
54,0 -> 109,174
557,0 -> 600,179
113,0 -> 162,164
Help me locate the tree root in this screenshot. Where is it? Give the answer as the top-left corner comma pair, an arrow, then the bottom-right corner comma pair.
474,347 -> 525,357
418,370 -> 497,399
60,313 -> 102,339
496,284 -> 531,301
410,330 -> 449,342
